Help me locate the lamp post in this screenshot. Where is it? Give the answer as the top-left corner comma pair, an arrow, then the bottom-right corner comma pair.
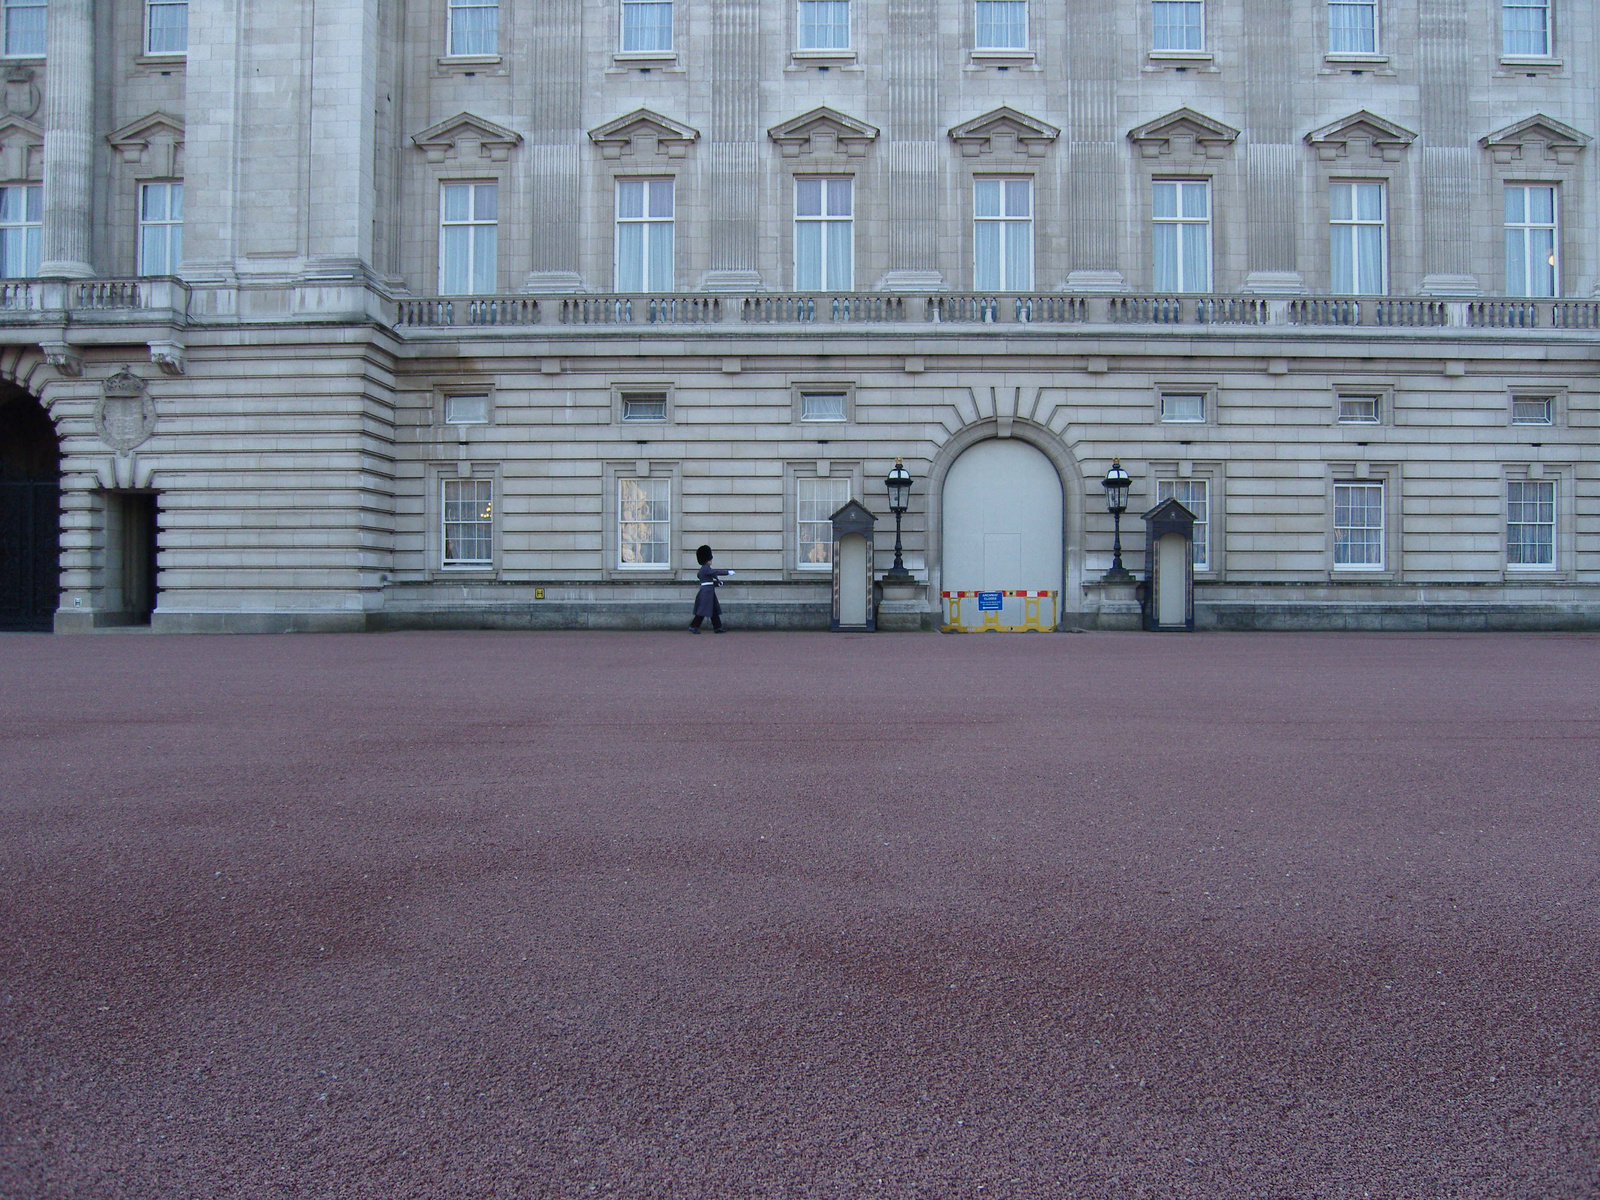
1101,457 -> 1134,582
883,457 -> 913,583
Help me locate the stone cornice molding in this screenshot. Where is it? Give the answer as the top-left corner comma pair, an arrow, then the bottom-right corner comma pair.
1305,110 -> 1416,162
1128,108 -> 1239,159
411,112 -> 523,164
1480,114 -> 1591,166
767,107 -> 879,159
587,109 -> 699,160
948,107 -> 1060,158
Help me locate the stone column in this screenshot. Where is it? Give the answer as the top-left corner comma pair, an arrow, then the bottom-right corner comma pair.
877,0 -> 944,291
40,0 -> 95,278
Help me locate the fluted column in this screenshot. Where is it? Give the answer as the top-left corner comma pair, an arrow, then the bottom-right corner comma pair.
40,0 -> 95,279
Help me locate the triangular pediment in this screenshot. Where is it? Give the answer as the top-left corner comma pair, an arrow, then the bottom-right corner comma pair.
1305,110 -> 1415,161
1141,496 -> 1196,524
1128,108 -> 1239,158
1481,114 -> 1591,165
411,112 -> 523,162
0,115 -> 42,181
0,114 -> 41,144
107,111 -> 184,150
768,107 -> 879,158
949,107 -> 1060,158
588,109 -> 699,159
829,499 -> 878,528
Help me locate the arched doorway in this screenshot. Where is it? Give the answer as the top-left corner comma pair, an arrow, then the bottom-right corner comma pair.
0,387 -> 61,631
941,438 -> 1064,628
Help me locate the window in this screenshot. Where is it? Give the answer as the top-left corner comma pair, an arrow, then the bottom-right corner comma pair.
798,0 -> 849,49
1511,396 -> 1554,425
1502,0 -> 1550,56
1152,1 -> 1203,50
1505,185 -> 1557,298
439,183 -> 497,296
1330,182 -> 1386,295
1156,479 -> 1210,570
795,178 -> 852,291
621,392 -> 668,421
3,0 -> 44,57
0,184 -> 40,278
1160,393 -> 1205,423
147,0 -> 188,54
1333,483 -> 1384,570
975,0 -> 1027,49
444,394 -> 489,425
616,179 -> 674,292
1507,480 -> 1555,568
618,477 -> 671,568
1337,394 -> 1381,423
138,183 -> 183,276
974,178 -> 1032,291
442,479 -> 494,568
1153,180 -> 1210,293
800,392 -> 848,422
797,477 -> 851,569
448,0 -> 498,55
621,0 -> 673,52
1328,1 -> 1376,53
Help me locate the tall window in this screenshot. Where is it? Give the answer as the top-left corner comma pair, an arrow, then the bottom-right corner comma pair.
974,178 -> 1032,291
615,179 -> 674,292
138,183 -> 183,276
1333,483 -> 1384,570
0,184 -> 40,278
1153,180 -> 1210,293
1328,1 -> 1376,53
448,0 -> 498,55
795,178 -> 852,291
439,183 -> 497,296
3,0 -> 45,57
622,0 -> 673,52
1502,0 -> 1550,56
1505,185 -> 1557,297
798,0 -> 850,49
975,0 -> 1027,49
797,477 -> 851,569
1507,480 -> 1555,568
618,477 -> 670,568
1156,479 -> 1210,570
442,479 -> 494,568
1152,1 -> 1203,50
147,0 -> 189,54
1330,181 -> 1386,295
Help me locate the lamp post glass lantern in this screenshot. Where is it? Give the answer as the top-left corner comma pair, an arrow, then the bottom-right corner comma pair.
884,457 -> 912,578
1101,457 -> 1133,581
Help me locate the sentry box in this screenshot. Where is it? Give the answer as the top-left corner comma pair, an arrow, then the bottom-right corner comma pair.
828,498 -> 877,632
1140,496 -> 1197,631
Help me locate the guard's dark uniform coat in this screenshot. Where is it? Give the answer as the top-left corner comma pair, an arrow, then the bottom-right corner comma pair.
694,564 -> 729,622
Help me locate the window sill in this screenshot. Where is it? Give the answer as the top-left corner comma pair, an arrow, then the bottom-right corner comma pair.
1325,52 -> 1387,63
968,49 -> 1036,68
0,55 -> 44,67
1144,51 -> 1218,73
791,48 -> 855,62
436,54 -> 506,75
136,52 -> 186,65
1497,56 -> 1562,74
612,51 -> 679,70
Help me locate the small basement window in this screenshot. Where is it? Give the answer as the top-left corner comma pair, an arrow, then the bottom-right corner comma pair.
444,394 -> 490,424
1511,396 -> 1553,425
1337,394 -> 1381,423
800,392 -> 848,421
621,392 -> 668,421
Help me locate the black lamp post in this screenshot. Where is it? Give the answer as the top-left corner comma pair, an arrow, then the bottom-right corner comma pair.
1101,457 -> 1134,582
883,457 -> 913,582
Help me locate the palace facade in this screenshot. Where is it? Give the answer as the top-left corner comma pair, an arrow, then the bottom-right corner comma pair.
0,0 -> 1597,633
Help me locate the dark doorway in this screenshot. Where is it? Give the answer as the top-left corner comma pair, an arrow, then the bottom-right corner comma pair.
107,491 -> 159,624
0,387 -> 61,632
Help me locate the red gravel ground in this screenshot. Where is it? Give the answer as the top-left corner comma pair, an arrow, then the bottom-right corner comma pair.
1,630 -> 1597,1200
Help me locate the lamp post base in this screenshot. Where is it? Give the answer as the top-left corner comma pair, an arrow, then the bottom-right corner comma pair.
1100,567 -> 1136,584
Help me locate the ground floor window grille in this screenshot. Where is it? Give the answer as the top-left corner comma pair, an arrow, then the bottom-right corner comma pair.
1156,478 -> 1210,570
1333,482 -> 1384,569
797,477 -> 850,569
619,477 -> 670,567
1507,480 -> 1555,568
442,479 -> 493,567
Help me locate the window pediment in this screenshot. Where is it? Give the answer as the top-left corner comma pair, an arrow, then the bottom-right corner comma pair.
1481,114 -> 1591,166
0,113 -> 41,181
1305,110 -> 1416,162
949,107 -> 1060,158
411,112 -> 523,163
1128,108 -> 1239,159
768,107 -> 879,159
107,111 -> 185,176
588,109 -> 699,160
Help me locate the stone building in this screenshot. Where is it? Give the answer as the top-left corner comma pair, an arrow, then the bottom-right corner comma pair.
0,0 -> 1596,633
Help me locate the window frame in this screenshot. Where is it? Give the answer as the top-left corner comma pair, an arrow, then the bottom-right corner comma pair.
603,461 -> 681,580
785,462 -> 865,578
137,181 -> 183,277
973,0 -> 1029,51
612,383 -> 675,425
793,176 -> 854,292
972,176 -> 1034,292
1332,480 -> 1387,573
1151,178 -> 1212,294
1500,0 -> 1552,59
1157,388 -> 1211,425
1151,0 -> 1205,53
1505,475 -> 1557,572
144,0 -> 189,56
797,0 -> 851,51
2,0 -> 45,60
1326,0 -> 1379,55
614,177 -> 676,293
437,181 -> 499,297
439,474 -> 497,571
0,182 -> 41,279
620,0 -> 675,55
1507,388 -> 1563,428
1504,183 -> 1559,298
445,0 -> 499,57
1329,180 -> 1388,296
794,474 -> 854,572
791,382 -> 856,425
1154,476 -> 1214,573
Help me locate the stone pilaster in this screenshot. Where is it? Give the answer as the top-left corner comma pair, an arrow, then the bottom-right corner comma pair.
40,0 -> 95,279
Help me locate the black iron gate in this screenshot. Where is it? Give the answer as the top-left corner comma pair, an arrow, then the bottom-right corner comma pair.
0,480 -> 59,631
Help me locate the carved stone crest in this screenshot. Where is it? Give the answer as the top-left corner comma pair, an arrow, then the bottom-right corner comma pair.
96,369 -> 157,453
2,68 -> 40,121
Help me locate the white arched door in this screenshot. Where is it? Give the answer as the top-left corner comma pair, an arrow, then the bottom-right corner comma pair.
942,439 -> 1064,599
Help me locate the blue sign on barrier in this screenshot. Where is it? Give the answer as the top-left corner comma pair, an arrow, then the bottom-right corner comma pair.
978,591 -> 1004,611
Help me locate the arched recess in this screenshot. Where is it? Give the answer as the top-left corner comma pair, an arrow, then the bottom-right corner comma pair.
0,383 -> 62,631
924,419 -> 1086,622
